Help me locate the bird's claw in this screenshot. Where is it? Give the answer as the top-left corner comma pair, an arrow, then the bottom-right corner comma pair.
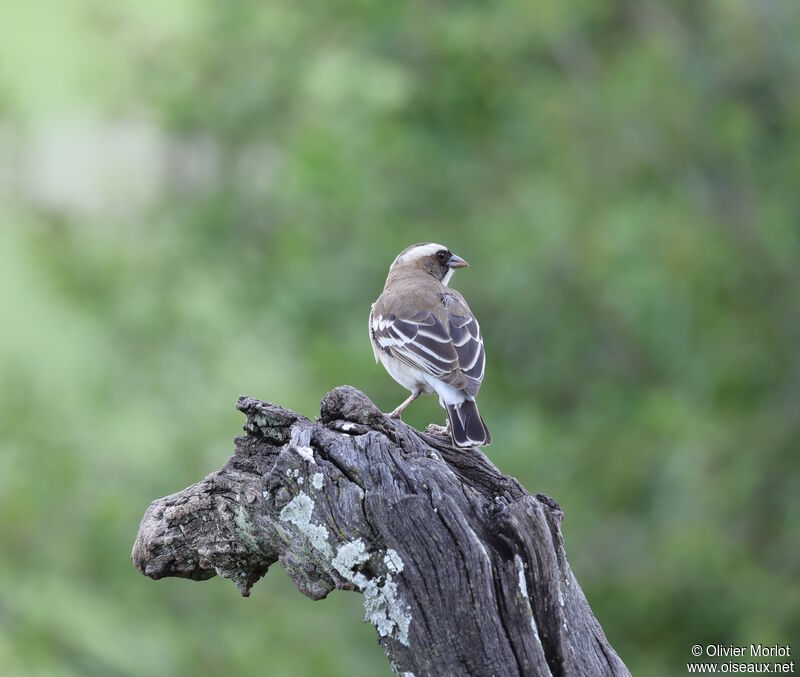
425,423 -> 450,437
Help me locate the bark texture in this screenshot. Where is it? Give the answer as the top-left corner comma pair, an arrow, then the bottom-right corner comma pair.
132,386 -> 630,677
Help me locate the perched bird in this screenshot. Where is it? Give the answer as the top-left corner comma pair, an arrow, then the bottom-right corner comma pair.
369,243 -> 491,448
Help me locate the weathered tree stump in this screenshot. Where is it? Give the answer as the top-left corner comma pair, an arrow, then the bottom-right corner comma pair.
132,386 -> 629,677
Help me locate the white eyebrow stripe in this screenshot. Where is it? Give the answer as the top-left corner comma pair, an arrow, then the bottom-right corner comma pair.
393,243 -> 448,266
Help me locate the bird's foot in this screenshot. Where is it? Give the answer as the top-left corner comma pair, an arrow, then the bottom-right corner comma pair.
386,409 -> 403,420
425,422 -> 450,437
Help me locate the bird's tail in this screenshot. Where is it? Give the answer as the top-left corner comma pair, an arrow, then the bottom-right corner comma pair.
445,399 -> 491,448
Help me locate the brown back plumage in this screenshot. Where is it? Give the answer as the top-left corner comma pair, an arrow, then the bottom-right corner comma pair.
372,272 -> 485,398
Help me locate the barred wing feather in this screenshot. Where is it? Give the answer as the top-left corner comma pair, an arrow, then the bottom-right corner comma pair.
371,308 -> 485,397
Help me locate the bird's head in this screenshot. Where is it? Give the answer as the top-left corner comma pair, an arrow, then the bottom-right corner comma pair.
389,242 -> 468,286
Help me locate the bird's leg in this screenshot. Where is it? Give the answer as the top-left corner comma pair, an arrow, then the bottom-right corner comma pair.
387,390 -> 420,420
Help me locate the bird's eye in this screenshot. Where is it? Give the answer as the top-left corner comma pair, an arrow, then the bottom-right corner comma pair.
436,250 -> 448,263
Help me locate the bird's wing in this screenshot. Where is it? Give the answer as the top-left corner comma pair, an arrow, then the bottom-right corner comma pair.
370,290 -> 485,396
371,309 -> 462,383
442,292 -> 486,396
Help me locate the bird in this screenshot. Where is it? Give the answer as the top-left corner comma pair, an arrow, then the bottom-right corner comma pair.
369,243 -> 491,448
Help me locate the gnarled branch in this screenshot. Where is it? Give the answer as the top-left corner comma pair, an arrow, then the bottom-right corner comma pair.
132,386 -> 629,677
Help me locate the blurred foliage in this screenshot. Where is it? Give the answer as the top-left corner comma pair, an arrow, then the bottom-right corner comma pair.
1,0 -> 800,675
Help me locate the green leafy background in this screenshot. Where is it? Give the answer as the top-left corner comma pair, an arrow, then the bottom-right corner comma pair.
1,1 -> 798,675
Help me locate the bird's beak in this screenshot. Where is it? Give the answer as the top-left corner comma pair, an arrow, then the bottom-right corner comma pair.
448,254 -> 469,269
